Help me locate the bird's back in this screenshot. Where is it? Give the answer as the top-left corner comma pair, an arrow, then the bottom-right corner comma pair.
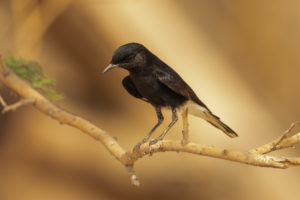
150,54 -> 211,110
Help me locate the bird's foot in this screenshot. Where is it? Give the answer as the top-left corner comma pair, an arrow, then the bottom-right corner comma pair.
181,139 -> 189,146
133,142 -> 143,159
149,138 -> 159,146
149,138 -> 163,156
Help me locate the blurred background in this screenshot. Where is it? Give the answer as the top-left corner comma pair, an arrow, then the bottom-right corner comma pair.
1,0 -> 300,199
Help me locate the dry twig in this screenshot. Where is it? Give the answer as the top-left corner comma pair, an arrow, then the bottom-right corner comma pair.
1,57 -> 300,186
1,97 -> 35,113
249,121 -> 300,154
0,95 -> 7,107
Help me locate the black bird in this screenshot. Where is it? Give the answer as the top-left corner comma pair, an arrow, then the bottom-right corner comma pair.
103,43 -> 238,157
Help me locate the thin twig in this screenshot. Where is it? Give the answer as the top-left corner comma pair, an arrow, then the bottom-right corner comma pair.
0,95 -> 7,107
125,164 -> 140,186
249,122 -> 300,154
1,97 -> 35,113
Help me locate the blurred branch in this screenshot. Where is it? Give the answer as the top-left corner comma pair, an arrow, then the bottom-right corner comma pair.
1,97 -> 35,113
0,95 -> 7,107
126,164 -> 140,186
1,57 -> 300,186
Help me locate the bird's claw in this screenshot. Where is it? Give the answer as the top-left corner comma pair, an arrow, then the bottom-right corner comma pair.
133,143 -> 142,159
149,138 -> 163,156
149,138 -> 159,146
181,139 -> 189,146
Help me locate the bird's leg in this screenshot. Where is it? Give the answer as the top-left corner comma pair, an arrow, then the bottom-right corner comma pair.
149,107 -> 178,146
133,107 -> 163,158
181,107 -> 189,146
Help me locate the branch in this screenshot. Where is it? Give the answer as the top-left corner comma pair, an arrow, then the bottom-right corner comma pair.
0,96 -> 35,113
0,95 -> 7,107
249,122 -> 300,154
1,57 -> 300,186
0,58 -> 126,159
129,140 -> 300,168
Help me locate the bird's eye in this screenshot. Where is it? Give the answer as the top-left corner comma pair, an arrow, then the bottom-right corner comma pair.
112,49 -> 136,64
121,54 -> 134,63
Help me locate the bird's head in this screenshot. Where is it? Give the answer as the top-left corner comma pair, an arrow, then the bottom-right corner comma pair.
103,42 -> 148,74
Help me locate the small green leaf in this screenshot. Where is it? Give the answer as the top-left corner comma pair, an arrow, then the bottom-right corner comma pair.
43,90 -> 65,101
3,54 -> 64,102
32,80 -> 43,88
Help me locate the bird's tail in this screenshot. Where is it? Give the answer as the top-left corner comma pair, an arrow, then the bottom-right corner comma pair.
186,101 -> 238,138
205,114 -> 238,138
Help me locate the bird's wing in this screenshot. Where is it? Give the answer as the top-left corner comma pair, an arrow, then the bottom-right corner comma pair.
154,67 -> 209,110
155,67 -> 238,138
122,76 -> 149,102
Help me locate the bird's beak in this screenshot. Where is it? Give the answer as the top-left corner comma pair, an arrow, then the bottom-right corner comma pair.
102,64 -> 119,74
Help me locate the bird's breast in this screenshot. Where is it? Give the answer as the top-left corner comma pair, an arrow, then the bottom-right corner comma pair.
130,74 -> 160,96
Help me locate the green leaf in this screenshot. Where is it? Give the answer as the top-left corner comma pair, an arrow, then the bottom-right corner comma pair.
3,54 -> 64,102
43,90 -> 65,101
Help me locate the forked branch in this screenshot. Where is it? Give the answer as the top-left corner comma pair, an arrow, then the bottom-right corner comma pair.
0,96 -> 35,113
1,57 -> 300,186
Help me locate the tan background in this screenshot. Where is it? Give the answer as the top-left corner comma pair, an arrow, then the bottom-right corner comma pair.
1,0 -> 300,199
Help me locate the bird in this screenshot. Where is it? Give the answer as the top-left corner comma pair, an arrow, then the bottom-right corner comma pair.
103,42 -> 238,157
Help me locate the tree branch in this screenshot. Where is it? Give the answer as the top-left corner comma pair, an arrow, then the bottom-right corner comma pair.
1,97 -> 35,113
0,95 -> 7,107
1,57 -> 300,186
249,122 -> 300,154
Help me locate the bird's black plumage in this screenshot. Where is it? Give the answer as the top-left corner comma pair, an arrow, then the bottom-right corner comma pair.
103,42 -> 238,156
122,76 -> 143,99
